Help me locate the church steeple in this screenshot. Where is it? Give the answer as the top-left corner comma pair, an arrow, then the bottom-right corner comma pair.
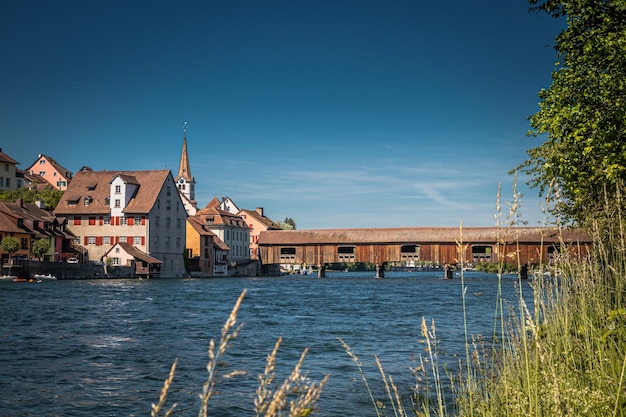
175,122 -> 196,205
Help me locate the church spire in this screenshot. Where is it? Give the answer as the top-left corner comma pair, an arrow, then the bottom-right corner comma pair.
177,122 -> 194,182
175,122 -> 196,205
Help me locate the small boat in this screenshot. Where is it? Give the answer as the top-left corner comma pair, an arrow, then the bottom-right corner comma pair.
33,273 -> 57,281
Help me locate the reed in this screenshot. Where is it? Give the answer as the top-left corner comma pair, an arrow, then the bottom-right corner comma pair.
343,178 -> 626,417
152,289 -> 329,417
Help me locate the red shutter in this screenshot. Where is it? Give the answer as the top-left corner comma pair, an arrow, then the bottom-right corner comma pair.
115,216 -> 120,226
141,216 -> 146,225
99,216 -> 103,225
127,236 -> 133,244
141,236 -> 145,246
128,217 -> 134,226
84,236 -> 88,245
74,216 -> 81,226
115,236 -> 119,243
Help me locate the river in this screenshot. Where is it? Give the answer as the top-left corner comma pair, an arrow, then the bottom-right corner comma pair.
0,271 -> 531,416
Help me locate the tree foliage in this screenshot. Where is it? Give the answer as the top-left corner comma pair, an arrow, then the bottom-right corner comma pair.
278,217 -> 297,230
518,0 -> 626,226
0,184 -> 64,211
31,238 -> 51,261
1,237 -> 20,257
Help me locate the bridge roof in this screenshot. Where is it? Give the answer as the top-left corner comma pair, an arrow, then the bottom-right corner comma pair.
258,227 -> 591,245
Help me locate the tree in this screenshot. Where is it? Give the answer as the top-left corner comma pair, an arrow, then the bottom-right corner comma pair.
31,238 -> 51,261
279,217 -> 297,230
517,0 -> 626,226
1,237 -> 20,271
0,184 -> 64,210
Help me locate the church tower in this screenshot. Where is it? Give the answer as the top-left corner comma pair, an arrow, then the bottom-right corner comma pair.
175,122 -> 197,214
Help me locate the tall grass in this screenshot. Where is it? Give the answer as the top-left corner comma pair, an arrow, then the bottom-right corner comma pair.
343,180 -> 626,416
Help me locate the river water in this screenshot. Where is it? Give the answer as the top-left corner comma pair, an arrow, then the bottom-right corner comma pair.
0,271 -> 531,416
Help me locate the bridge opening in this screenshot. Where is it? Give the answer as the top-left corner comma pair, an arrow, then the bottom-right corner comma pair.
547,245 -> 560,264
471,245 -> 493,262
337,246 -> 355,262
280,247 -> 296,262
400,244 -> 420,266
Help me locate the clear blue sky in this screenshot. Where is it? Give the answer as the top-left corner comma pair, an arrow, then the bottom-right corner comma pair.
1,1 -> 564,229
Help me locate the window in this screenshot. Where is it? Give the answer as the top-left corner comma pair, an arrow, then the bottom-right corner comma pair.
165,236 -> 170,247
115,185 -> 121,194
104,197 -> 110,206
39,160 -> 45,165
119,236 -> 126,244
73,216 -> 81,226
166,217 -> 171,227
121,217 -> 127,225
58,181 -> 67,187
103,236 -> 111,245
134,236 -> 142,245
20,238 -> 28,250
103,216 -> 111,225
88,236 -> 96,245
0,178 -> 3,187
134,216 -> 141,225
39,171 -> 46,176
84,197 -> 92,206
166,200 -> 171,210
114,199 -> 120,208
112,257 -> 120,266
166,186 -> 171,196
176,218 -> 181,228
176,237 -> 180,247
155,216 -> 160,226
5,178 -> 9,188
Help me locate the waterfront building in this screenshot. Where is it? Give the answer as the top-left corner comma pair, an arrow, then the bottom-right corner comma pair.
25,154 -> 73,191
102,241 -> 163,278
53,169 -> 187,277
238,207 -> 281,260
186,216 -> 231,276
192,197 -> 250,267
0,148 -> 21,191
0,199 -> 76,265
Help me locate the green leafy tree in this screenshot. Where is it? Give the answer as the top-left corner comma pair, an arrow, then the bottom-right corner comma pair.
517,0 -> 626,226
31,238 -> 51,261
1,236 -> 20,264
0,184 -> 64,210
278,217 -> 297,230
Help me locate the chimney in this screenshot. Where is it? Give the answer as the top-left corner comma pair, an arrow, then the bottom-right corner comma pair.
256,207 -> 264,216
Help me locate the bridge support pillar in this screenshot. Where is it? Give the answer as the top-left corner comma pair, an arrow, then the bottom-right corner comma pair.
375,263 -> 385,279
317,264 -> 326,278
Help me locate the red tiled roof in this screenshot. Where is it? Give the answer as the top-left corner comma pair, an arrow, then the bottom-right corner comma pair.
110,242 -> 162,264
54,169 -> 171,215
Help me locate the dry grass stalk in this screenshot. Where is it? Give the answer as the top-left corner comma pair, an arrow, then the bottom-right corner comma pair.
198,289 -> 247,417
151,358 -> 178,417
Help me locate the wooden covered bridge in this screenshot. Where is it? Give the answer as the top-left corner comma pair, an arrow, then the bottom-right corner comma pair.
258,227 -> 591,277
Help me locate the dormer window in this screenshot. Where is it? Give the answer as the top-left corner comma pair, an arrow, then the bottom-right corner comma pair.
84,196 -> 92,206
86,183 -> 97,191
104,197 -> 110,206
67,198 -> 79,206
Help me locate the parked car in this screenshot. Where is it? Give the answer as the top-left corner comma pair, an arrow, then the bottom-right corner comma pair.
67,257 -> 79,264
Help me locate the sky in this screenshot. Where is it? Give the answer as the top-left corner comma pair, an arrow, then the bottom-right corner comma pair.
1,1 -> 565,230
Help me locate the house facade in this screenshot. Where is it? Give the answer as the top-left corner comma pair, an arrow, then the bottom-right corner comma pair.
26,154 -> 73,190
0,148 -> 20,191
0,199 -> 76,265
102,242 -> 163,278
238,207 -> 281,260
53,169 -> 187,277
197,197 -> 250,266
186,216 -> 232,276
